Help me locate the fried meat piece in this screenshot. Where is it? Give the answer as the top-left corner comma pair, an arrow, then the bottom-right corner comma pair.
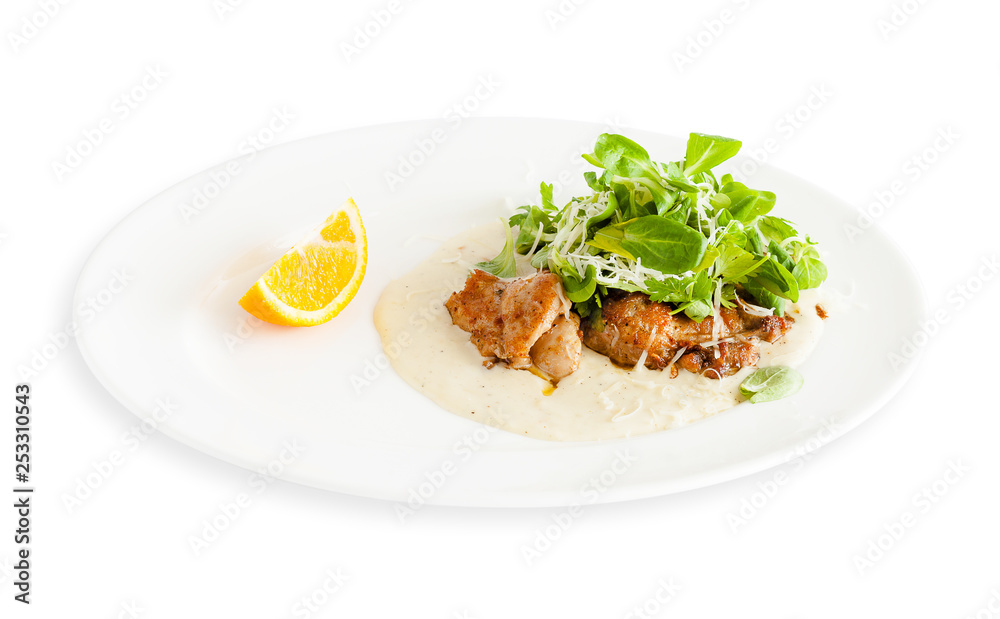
499,272 -> 567,369
444,269 -> 507,359
529,314 -> 583,380
446,270 -> 582,379
583,291 -> 793,378
677,340 -> 761,378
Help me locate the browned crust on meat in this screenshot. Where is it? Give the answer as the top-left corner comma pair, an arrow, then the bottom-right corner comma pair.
444,269 -> 506,359
677,340 -> 761,378
757,315 -> 793,343
446,270 -> 581,378
583,291 -> 794,378
499,272 -> 566,369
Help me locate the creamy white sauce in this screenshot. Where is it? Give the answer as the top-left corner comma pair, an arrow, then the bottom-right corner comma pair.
374,222 -> 826,442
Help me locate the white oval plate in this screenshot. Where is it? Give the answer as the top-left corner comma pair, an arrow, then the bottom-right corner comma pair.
75,118 -> 924,507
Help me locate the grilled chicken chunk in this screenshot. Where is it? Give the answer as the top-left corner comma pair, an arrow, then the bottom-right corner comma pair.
445,270 -> 582,380
677,341 -> 760,378
499,273 -> 567,369
530,314 -> 583,380
444,268 -> 507,359
448,271 -> 791,381
583,291 -> 792,378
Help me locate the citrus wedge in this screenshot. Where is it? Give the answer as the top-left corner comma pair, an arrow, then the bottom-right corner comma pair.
239,198 -> 367,326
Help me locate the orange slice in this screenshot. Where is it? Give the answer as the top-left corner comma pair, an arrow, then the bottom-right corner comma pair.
239,198 -> 367,326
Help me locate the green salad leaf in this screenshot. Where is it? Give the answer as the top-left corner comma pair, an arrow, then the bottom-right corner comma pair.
646,271 -> 712,303
562,264 -> 597,303
592,134 -> 662,179
757,216 -> 798,243
683,133 -> 742,176
588,216 -> 708,274
739,366 -> 804,403
792,255 -> 828,289
754,257 -> 800,303
475,218 -> 518,278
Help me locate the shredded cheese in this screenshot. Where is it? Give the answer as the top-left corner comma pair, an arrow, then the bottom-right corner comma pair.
633,325 -> 659,371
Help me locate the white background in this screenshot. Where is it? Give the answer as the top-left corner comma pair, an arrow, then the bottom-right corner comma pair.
3,0 -> 999,617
